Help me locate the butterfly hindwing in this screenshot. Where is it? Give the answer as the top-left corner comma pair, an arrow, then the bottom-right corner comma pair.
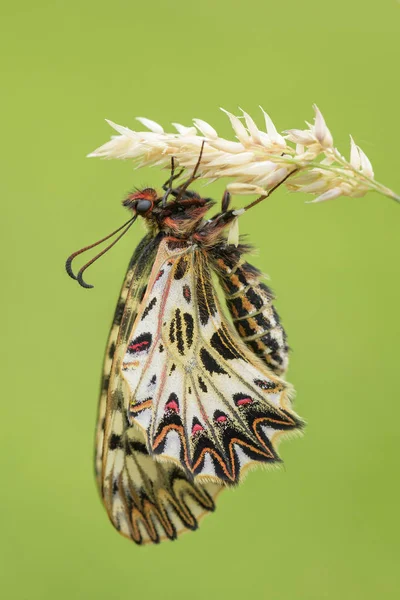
122,238 -> 303,485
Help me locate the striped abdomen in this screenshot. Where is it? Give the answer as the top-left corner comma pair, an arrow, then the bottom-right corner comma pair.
214,255 -> 289,376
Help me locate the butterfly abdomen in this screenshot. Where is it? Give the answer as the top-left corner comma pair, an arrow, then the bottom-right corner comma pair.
214,253 -> 289,376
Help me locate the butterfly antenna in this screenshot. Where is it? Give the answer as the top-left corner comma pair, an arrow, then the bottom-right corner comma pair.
66,216 -> 137,288
76,217 -> 137,289
175,140 -> 206,202
161,157 -> 185,206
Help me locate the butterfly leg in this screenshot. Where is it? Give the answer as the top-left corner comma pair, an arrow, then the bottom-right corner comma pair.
239,169 -> 296,213
221,190 -> 231,212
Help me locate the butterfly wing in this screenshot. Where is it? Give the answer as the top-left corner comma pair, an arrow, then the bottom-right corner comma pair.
213,246 -> 289,376
95,233 -> 154,487
122,237 -> 303,485
97,234 -> 221,544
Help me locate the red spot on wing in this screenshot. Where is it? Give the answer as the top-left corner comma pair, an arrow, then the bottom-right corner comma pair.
183,284 -> 191,302
128,340 -> 150,352
192,423 -> 204,434
127,333 -> 152,355
165,400 -> 179,413
237,397 -> 252,406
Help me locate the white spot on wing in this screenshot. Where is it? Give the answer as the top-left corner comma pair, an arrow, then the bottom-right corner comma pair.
134,408 -> 152,430
163,430 -> 182,461
199,452 -> 216,477
233,444 -> 253,469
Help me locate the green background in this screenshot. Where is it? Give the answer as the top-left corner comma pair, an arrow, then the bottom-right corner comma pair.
2,1 -> 399,599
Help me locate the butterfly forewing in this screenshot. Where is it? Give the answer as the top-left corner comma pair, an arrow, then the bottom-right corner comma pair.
122,237 -> 302,485
95,233 -> 154,485
97,234 -> 221,544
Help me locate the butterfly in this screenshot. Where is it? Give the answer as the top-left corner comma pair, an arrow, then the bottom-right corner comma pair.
66,150 -> 303,544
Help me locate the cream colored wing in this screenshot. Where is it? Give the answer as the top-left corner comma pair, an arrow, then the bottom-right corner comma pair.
122,237 -> 303,486
97,234 -> 222,544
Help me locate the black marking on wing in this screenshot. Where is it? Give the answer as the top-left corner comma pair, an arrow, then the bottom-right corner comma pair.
246,288 -> 264,310
242,402 -> 301,434
229,297 -> 248,318
183,284 -> 191,303
175,309 -> 185,356
221,276 -> 240,295
114,301 -> 125,327
183,312 -> 194,348
169,319 -> 175,343
210,325 -> 242,361
190,432 -> 233,483
259,332 -> 280,353
197,269 -> 217,326
174,256 -> 189,280
198,376 -> 208,393
200,348 -> 227,375
254,313 -> 273,330
198,299 -> 210,326
236,318 -> 255,337
129,440 -> 149,455
108,342 -> 116,360
235,267 -> 250,286
141,297 -> 157,320
254,378 -> 279,391
109,433 -> 123,450
127,332 -> 152,355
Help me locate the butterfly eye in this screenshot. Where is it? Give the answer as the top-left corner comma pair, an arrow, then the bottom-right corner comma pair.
136,199 -> 153,214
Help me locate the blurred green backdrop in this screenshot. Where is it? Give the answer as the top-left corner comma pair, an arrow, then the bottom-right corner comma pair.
1,1 -> 399,599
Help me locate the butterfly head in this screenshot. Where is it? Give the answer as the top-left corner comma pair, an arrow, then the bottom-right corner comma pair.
123,186 -> 215,236
123,188 -> 158,216
66,186 -> 214,288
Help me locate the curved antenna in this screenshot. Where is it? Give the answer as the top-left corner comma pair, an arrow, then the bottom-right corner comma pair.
66,217 -> 136,281
66,216 -> 137,288
76,218 -> 137,289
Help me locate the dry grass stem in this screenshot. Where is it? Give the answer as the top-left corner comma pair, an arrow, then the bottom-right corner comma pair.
88,106 -> 399,205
